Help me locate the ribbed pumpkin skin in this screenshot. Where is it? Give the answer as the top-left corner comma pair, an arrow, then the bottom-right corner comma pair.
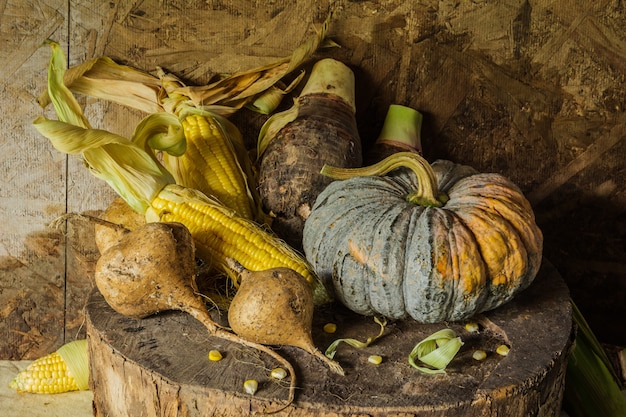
302,160 -> 543,323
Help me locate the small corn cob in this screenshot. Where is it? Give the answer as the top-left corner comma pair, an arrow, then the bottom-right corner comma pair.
9,339 -> 89,394
162,112 -> 259,221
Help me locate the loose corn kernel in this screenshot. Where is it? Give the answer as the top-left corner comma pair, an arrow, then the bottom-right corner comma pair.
367,355 -> 383,365
243,379 -> 258,395
270,367 -> 288,380
465,322 -> 480,333
208,350 -> 223,361
323,323 -> 337,334
496,345 -> 510,356
472,350 -> 487,361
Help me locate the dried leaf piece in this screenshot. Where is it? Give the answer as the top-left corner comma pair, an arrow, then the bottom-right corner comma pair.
408,329 -> 464,374
325,317 -> 386,360
38,12 -> 334,118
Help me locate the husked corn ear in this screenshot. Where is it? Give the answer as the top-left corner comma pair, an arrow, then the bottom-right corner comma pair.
163,113 -> 257,221
9,352 -> 79,394
9,340 -> 89,394
146,184 -> 332,304
9,339 -> 89,394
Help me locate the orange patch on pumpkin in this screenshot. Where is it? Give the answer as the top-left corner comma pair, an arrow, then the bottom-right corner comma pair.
348,239 -> 367,264
491,274 -> 508,286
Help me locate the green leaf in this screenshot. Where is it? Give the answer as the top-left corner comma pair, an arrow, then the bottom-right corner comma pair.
563,300 -> 626,417
45,40 -> 91,128
33,117 -> 173,213
132,112 -> 186,157
325,317 -> 387,360
408,328 -> 464,374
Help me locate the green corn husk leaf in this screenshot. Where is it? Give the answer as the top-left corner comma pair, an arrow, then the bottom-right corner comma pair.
563,301 -> 626,417
56,339 -> 89,391
37,53 -> 163,114
256,101 -> 300,157
325,317 -> 387,360
43,40 -> 90,129
34,41 -> 174,214
246,85 -> 286,115
33,118 -> 173,214
132,112 -> 186,157
408,329 -> 464,374
246,71 -> 306,114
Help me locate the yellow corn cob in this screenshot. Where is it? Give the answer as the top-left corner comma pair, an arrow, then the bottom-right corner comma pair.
163,113 -> 258,221
9,352 -> 79,394
9,340 -> 89,394
146,184 -> 330,304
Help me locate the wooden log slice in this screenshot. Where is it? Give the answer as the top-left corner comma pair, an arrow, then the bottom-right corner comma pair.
86,260 -> 573,417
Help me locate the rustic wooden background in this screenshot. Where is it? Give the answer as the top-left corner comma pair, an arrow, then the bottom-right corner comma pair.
1,0 -> 624,360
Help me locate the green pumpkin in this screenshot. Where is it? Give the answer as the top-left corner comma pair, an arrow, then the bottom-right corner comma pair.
302,153 -> 543,323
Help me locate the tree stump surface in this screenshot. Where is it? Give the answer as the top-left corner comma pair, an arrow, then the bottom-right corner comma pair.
86,260 -> 573,417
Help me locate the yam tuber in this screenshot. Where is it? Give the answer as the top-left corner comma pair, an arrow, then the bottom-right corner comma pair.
226,258 -> 344,376
94,197 -> 146,255
256,58 -> 362,250
94,221 -> 299,408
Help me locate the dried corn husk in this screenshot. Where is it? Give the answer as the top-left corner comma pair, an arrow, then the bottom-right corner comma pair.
37,13 -> 334,117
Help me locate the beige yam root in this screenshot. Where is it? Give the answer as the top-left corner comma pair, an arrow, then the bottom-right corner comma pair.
94,197 -> 146,255
94,222 -> 297,409
226,258 -> 344,376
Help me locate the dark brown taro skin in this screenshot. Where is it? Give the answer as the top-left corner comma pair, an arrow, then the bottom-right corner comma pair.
258,93 -> 362,250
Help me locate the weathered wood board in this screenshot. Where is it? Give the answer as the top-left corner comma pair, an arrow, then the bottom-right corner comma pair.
86,261 -> 573,417
0,0 -> 624,362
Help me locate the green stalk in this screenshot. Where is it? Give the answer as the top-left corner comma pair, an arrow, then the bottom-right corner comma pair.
298,58 -> 356,111
374,104 -> 423,154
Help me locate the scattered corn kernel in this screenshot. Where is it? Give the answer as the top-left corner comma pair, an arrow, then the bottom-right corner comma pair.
243,379 -> 258,395
496,344 -> 510,356
208,350 -> 223,361
472,350 -> 487,361
270,367 -> 288,380
465,322 -> 479,333
323,323 -> 337,333
367,355 -> 383,365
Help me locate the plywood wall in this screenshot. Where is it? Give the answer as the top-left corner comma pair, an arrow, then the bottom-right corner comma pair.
1,0 -> 624,359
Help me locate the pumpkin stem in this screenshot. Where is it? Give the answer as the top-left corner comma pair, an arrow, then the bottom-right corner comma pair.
321,153 -> 445,208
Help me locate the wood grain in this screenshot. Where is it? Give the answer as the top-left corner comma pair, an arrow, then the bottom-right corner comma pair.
86,261 -> 573,416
